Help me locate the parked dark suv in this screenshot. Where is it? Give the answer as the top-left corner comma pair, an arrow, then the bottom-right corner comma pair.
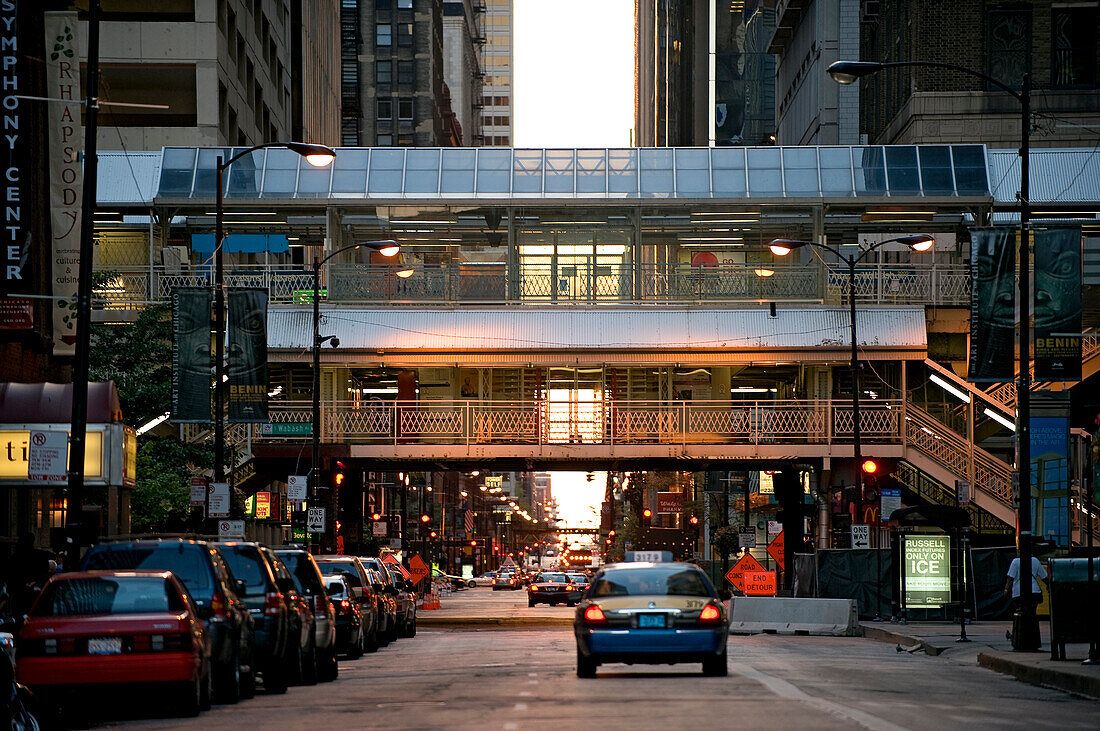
264,548 -> 316,685
215,542 -> 301,693
385,563 -> 418,638
273,548 -> 338,682
314,556 -> 379,655
81,539 -> 256,703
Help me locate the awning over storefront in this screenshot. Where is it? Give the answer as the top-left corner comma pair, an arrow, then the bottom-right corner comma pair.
0,382 -> 123,423
268,306 -> 927,366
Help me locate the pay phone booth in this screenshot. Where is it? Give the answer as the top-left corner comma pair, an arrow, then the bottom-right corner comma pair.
891,505 -> 971,635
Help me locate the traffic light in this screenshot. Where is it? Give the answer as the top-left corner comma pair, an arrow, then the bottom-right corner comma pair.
642,508 -> 652,518
861,459 -> 878,476
430,531 -> 438,539
334,460 -> 346,487
420,513 -> 431,523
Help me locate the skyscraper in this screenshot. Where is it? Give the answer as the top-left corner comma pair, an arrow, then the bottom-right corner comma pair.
479,0 -> 513,146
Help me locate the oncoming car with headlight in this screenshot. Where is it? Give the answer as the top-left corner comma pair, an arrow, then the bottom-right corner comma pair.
573,562 -> 728,678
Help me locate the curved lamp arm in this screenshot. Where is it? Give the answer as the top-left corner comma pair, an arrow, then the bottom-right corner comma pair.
315,240 -> 400,269
826,60 -> 1023,102
219,141 -> 337,171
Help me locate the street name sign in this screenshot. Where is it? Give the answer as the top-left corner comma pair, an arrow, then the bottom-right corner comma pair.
851,524 -> 871,549
738,526 -> 757,548
260,422 -> 311,436
725,553 -> 765,591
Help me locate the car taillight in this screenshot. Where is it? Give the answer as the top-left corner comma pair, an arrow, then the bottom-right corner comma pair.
530,586 -> 538,592
264,590 -> 284,617
699,604 -> 722,623
210,591 -> 231,618
339,599 -> 351,614
583,605 -> 606,622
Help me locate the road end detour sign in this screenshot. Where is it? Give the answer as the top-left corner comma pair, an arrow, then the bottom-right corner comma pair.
408,554 -> 430,586
743,570 -> 777,596
724,553 -> 765,591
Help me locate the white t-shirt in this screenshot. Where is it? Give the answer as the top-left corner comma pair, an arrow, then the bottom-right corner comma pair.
1006,557 -> 1047,598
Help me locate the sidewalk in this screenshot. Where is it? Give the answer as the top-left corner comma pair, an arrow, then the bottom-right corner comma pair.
861,619 -> 1100,700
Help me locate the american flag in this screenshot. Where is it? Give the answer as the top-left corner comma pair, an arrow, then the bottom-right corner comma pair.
464,509 -> 474,534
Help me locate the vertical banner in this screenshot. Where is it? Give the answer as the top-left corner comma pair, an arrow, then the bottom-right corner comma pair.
1,2 -> 31,308
227,288 -> 269,422
1033,227 -> 1082,381
43,12 -> 82,355
1030,416 -> 1070,546
171,287 -> 212,422
968,228 -> 1017,382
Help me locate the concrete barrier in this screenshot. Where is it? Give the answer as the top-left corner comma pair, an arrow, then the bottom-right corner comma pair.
728,596 -> 859,636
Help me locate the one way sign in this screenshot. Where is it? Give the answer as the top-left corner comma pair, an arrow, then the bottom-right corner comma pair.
851,524 -> 871,549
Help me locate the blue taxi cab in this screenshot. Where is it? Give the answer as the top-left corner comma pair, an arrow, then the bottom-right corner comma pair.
573,560 -> 728,678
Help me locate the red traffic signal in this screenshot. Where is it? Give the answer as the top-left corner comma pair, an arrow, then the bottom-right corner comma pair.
420,514 -> 431,523
430,531 -> 438,539
642,509 -> 652,519
689,516 -> 699,525
371,512 -> 381,521
861,459 -> 879,475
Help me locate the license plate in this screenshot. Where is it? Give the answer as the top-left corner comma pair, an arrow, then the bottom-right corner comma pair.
88,637 -> 122,655
638,613 -> 666,628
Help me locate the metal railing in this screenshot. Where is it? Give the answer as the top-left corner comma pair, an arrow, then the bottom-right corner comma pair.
91,261 -> 971,309
250,397 -> 905,446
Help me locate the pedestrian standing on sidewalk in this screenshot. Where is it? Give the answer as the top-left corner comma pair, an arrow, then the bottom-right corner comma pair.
1004,555 -> 1047,613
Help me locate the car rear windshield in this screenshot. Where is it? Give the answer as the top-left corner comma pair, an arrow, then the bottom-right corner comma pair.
591,567 -> 712,598
361,559 -> 392,584
277,551 -> 325,595
315,560 -> 363,587
33,577 -> 185,616
83,545 -> 212,595
538,573 -> 569,583
216,545 -> 272,596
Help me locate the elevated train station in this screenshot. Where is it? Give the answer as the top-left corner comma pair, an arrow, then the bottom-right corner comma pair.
93,144 -> 1100,550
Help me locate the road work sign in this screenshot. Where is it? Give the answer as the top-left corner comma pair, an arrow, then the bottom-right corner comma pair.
725,553 -> 765,591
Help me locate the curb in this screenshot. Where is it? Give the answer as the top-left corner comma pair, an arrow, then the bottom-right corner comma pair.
978,651 -> 1100,700
417,616 -> 574,629
860,624 -> 945,656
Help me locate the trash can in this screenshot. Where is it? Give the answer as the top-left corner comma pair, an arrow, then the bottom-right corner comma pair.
1047,558 -> 1100,660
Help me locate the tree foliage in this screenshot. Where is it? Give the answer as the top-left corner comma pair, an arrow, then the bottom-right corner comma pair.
89,305 -> 210,533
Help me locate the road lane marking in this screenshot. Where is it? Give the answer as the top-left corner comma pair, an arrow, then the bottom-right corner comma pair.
519,691 -> 532,696
728,663 -> 909,731
504,724 -> 519,730
513,703 -> 528,711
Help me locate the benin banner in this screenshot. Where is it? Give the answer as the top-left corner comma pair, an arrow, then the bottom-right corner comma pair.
227,288 -> 269,422
1034,227 -> 1082,381
171,287 -> 212,422
968,228 -> 1016,382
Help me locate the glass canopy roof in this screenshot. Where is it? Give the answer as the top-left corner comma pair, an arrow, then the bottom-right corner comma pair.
156,145 -> 991,201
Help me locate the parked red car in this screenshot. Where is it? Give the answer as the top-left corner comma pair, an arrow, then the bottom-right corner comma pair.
18,571 -> 212,716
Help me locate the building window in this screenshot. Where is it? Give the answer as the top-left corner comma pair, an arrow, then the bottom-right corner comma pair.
376,23 -> 392,46
398,98 -> 413,120
376,60 -> 392,84
1052,7 -> 1097,88
397,60 -> 414,85
377,99 -> 393,119
397,22 -> 413,47
986,10 -> 1030,90
398,134 -> 414,145
374,0 -> 391,13
377,133 -> 393,146
398,0 -> 412,8
342,64 -> 358,85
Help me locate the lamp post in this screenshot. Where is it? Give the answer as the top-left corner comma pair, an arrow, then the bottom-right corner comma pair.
211,142 -> 335,524
827,58 -> 1038,651
311,240 -> 400,550
769,235 -> 934,530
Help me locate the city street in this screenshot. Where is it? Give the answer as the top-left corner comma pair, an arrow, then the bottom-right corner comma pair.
84,588 -> 1096,731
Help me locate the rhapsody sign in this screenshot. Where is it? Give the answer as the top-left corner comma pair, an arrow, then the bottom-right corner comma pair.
43,11 -> 81,355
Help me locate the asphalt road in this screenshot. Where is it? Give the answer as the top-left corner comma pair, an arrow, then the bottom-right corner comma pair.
86,587 -> 1095,730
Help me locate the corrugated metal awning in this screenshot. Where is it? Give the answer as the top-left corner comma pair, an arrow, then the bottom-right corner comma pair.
268,306 -> 927,366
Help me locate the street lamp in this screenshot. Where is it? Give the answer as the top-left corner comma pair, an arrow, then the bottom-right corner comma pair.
311,239 -> 400,550
827,56 -> 1039,651
769,235 -> 933,526
212,142 -> 335,521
